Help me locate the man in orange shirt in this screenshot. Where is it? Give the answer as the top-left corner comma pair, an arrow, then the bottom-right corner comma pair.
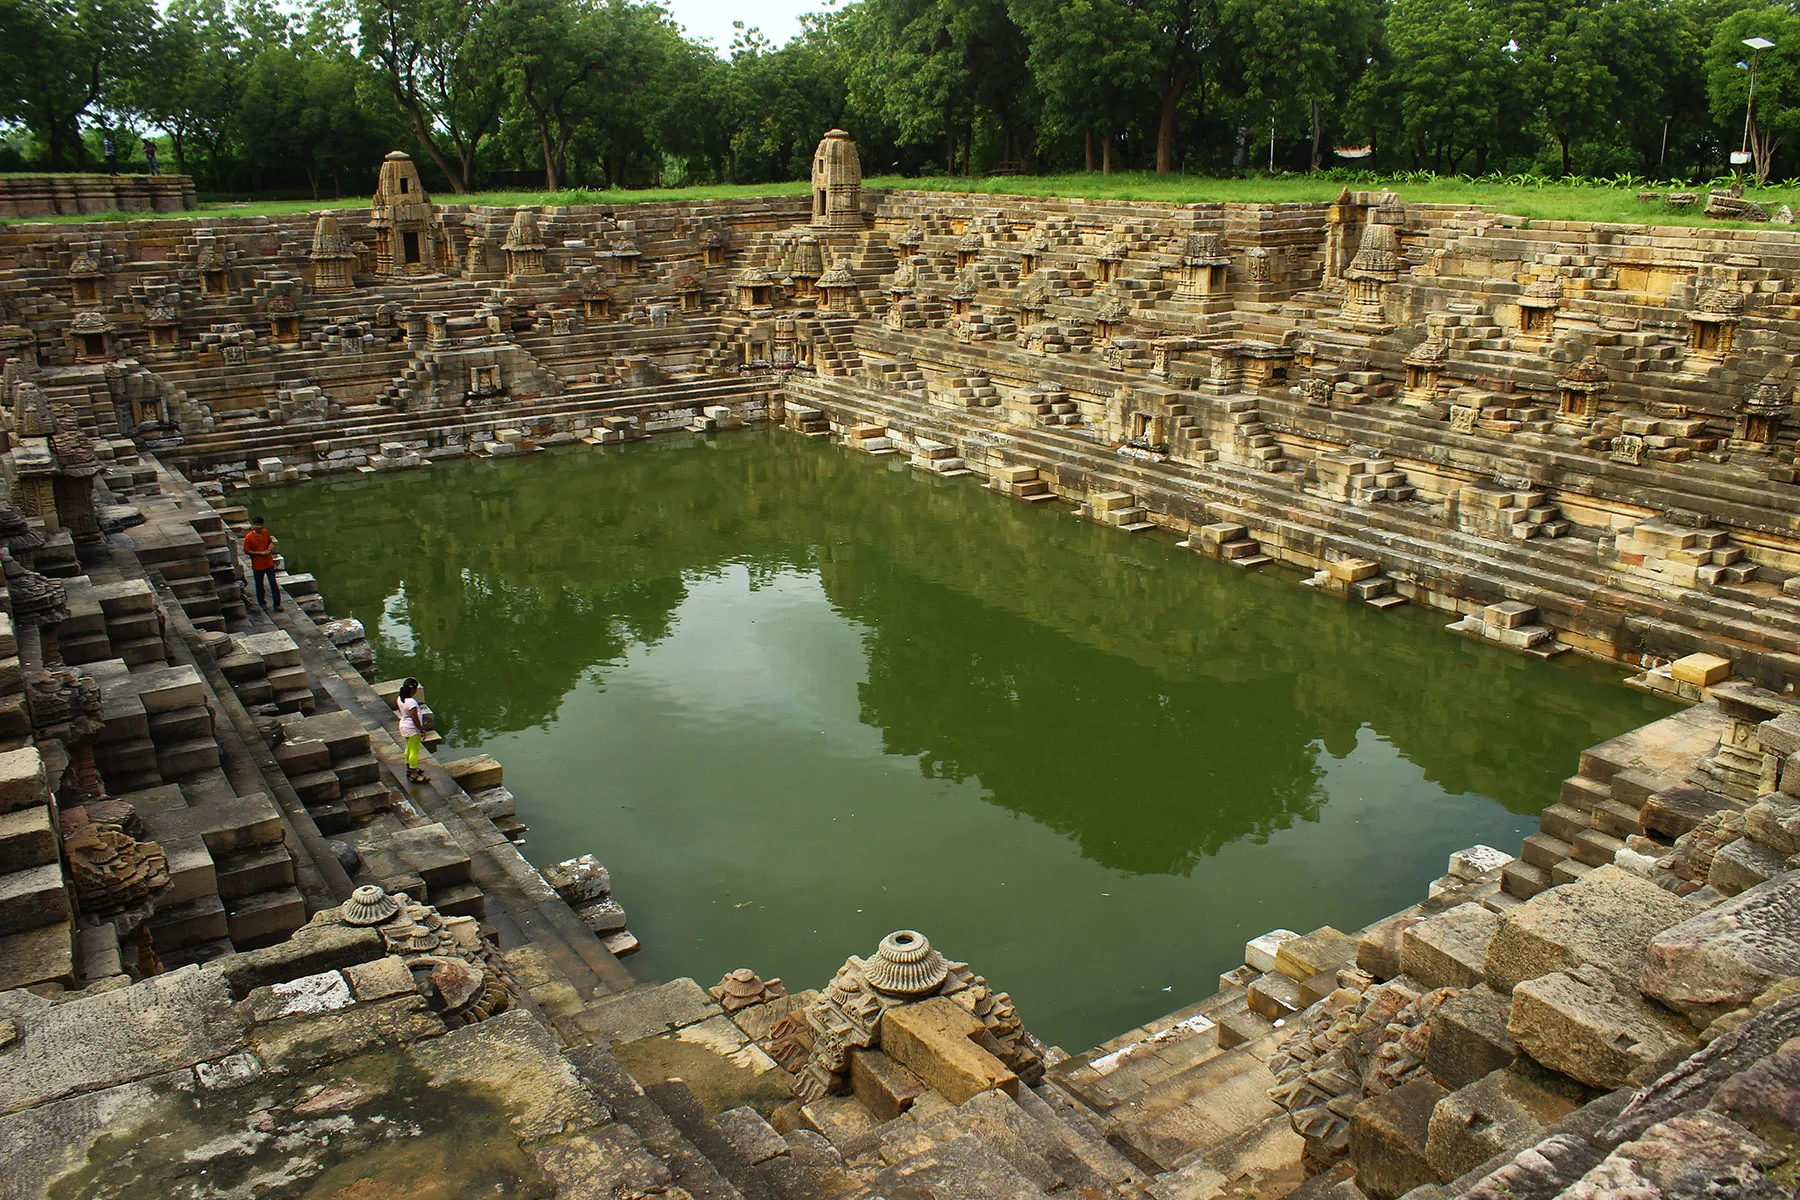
244,517 -> 281,612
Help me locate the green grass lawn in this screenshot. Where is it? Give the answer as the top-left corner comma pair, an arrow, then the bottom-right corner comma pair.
16,171 -> 1800,230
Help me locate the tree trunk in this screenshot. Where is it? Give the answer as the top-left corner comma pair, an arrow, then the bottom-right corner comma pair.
961,122 -> 972,176
1156,66 -> 1191,174
333,168 -> 341,199
728,147 -> 737,185
403,104 -> 466,193
1085,127 -> 1094,172
540,120 -> 558,190
1103,129 -> 1113,176
1558,132 -> 1571,176
1310,100 -> 1322,172
306,167 -> 320,200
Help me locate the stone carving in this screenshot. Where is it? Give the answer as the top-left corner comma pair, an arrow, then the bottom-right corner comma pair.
711,968 -> 788,1011
1267,978 -> 1454,1169
1612,433 -> 1647,464
4,552 -> 67,627
370,151 -> 441,275
26,665 -> 104,746
1450,404 -> 1478,433
64,820 -> 171,912
1341,206 -> 1404,327
0,504 -> 45,560
310,884 -> 513,1027
1736,378 -> 1790,445
771,928 -> 1044,1103
818,261 -> 856,312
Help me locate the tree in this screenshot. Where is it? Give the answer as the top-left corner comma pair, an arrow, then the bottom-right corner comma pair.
1706,4 -> 1800,182
1010,0 -> 1151,172
355,0 -> 507,190
1227,0 -> 1379,170
0,0 -> 157,169
1361,0 -> 1527,173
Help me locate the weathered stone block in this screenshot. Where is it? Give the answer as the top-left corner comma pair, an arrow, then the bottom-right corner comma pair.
1275,927 -> 1360,981
849,1047 -> 925,1121
1425,986 -> 1516,1091
1483,865 -> 1698,994
1245,928 -> 1299,973
1403,904 -> 1498,990
1746,794 -> 1800,856
1348,1078 -> 1448,1200
1641,869 -> 1800,1024
1359,914 -> 1421,981
1424,1066 -> 1583,1181
1670,653 -> 1731,686
0,862 -> 70,937
0,746 -> 48,814
1642,784 -> 1742,838
1509,964 -> 1698,1089
881,994 -> 1017,1104
0,804 -> 57,874
1709,836 -> 1787,895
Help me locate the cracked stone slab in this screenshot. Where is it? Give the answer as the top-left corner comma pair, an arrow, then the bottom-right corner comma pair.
0,964 -> 244,1118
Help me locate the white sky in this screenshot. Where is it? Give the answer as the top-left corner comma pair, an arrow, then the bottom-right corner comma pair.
663,0 -> 836,52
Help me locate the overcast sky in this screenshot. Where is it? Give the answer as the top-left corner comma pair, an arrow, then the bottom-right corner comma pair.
664,0 -> 834,52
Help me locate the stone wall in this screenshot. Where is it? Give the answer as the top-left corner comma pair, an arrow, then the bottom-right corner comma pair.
0,174 -> 196,217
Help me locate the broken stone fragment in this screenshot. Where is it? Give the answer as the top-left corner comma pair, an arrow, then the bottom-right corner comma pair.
544,854 -> 610,907
1483,865 -> 1699,994
577,897 -> 628,935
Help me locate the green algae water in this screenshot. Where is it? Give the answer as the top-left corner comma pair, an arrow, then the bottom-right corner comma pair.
254,429 -> 1678,1051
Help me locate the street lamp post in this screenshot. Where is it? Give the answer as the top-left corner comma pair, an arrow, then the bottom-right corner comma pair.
1742,36 -> 1776,179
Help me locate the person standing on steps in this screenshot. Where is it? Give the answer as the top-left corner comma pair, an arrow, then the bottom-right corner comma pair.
244,517 -> 281,611
398,678 -> 427,783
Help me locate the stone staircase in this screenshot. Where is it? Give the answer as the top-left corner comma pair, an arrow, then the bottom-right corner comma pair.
1226,400 -> 1290,472
1304,557 -> 1408,609
1185,522 -> 1273,568
937,373 -> 1001,409
910,437 -> 973,477
991,466 -> 1057,504
1087,490 -> 1155,533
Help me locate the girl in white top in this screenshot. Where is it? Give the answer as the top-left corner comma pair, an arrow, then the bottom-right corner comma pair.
398,677 -> 426,784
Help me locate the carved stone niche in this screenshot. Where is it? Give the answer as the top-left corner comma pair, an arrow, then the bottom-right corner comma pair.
736,267 -> 777,313
1736,379 -> 1791,448
1690,288 -> 1744,358
671,274 -> 703,313
818,263 -> 855,313
1517,278 -> 1560,340
196,244 -> 230,294
267,296 -> 299,345
468,364 -> 501,397
68,253 -> 103,305
1557,355 -> 1608,422
700,222 -> 728,267
1176,233 -> 1230,298
1096,229 -> 1129,284
1403,322 -> 1449,404
145,305 -> 179,351
956,231 -> 983,271
582,284 -> 611,322
68,311 -> 113,361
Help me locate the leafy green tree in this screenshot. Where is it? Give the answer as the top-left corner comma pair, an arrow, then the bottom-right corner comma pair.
1360,0 -> 1526,172
355,0 -> 507,190
1009,0 -> 1150,172
0,0 -> 157,169
1228,0 -> 1379,170
1706,4 -> 1800,181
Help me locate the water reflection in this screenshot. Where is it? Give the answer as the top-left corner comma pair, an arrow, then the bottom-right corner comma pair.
255,430 -> 1677,1046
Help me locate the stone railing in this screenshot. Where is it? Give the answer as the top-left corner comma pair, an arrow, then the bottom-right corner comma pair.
0,173 -> 197,217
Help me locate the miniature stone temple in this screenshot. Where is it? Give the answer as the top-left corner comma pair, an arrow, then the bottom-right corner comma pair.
370,150 -> 441,275
811,128 -> 864,229
308,214 -> 357,292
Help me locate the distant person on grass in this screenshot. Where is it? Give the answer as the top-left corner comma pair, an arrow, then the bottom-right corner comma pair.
398,678 -> 427,783
143,140 -> 158,175
244,517 -> 281,611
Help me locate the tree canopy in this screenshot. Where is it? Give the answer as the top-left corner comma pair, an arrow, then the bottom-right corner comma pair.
1,0 -> 1796,191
